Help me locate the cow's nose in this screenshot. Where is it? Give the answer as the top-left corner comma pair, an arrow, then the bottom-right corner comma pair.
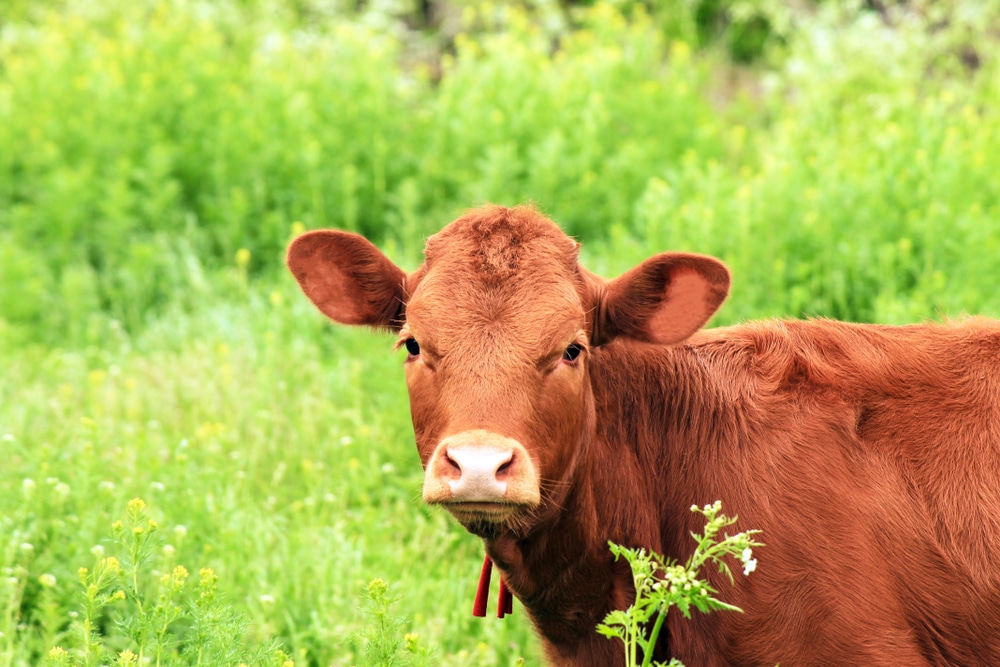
422,430 -> 540,506
444,445 -> 513,501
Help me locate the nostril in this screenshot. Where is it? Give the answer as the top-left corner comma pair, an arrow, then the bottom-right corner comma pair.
495,452 -> 514,478
445,452 -> 462,474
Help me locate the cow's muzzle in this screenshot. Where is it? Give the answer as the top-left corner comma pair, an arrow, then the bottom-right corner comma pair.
422,430 -> 541,514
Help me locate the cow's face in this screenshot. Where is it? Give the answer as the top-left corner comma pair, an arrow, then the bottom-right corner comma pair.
399,214 -> 592,536
288,206 -> 729,537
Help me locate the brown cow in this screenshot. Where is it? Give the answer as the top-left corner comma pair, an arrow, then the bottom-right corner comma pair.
287,204 -> 1000,666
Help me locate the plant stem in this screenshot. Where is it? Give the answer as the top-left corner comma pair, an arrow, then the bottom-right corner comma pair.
641,610 -> 668,667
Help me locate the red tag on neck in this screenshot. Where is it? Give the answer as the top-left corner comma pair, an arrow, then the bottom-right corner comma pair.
473,554 -> 513,618
497,575 -> 513,618
473,555 -> 492,617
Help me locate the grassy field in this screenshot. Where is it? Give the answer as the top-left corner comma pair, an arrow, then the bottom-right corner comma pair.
2,0 -> 999,665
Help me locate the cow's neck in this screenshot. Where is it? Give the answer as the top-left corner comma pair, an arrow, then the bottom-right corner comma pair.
483,341 -> 732,658
483,435 -> 640,657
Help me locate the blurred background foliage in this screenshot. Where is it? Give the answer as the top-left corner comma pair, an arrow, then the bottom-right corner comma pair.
1,0 -> 998,348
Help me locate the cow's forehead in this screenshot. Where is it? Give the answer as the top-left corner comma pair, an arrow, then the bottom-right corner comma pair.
422,205 -> 580,279
405,206 -> 585,350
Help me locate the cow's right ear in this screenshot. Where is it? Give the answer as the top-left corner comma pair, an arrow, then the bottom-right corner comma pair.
594,252 -> 730,346
287,230 -> 407,330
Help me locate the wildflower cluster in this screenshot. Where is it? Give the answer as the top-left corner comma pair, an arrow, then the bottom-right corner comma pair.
597,502 -> 762,667
355,578 -> 435,667
45,498 -> 291,667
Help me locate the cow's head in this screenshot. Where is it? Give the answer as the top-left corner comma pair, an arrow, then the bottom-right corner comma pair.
287,206 -> 729,537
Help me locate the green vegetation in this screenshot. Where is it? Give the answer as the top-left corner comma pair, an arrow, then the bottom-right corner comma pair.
1,0 -> 998,664
44,498 -> 291,667
598,503 -> 762,667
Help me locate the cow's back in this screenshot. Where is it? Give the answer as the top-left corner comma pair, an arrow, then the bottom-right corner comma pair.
718,318 -> 1000,577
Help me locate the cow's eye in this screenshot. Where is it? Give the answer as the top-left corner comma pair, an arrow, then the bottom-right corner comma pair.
562,343 -> 583,363
404,337 -> 420,357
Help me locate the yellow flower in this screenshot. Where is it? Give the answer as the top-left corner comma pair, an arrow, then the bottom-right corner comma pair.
126,498 -> 146,513
235,248 -> 251,268
670,40 -> 691,63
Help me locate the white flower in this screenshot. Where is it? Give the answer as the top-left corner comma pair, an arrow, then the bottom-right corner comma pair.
173,525 -> 187,539
743,558 -> 758,576
741,547 -> 753,563
91,545 -> 105,558
22,479 -> 36,493
259,594 -> 275,605
38,574 -> 57,588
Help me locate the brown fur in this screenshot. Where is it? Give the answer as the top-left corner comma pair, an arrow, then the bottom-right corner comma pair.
288,205 -> 1000,666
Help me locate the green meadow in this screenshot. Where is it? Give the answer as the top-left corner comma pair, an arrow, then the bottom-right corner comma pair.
1,0 -> 998,664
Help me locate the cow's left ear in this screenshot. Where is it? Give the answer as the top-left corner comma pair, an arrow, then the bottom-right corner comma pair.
596,253 -> 730,345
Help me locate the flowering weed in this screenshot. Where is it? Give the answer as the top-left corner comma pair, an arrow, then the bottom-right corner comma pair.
354,578 -> 435,667
598,502 -> 762,667
46,498 -> 291,667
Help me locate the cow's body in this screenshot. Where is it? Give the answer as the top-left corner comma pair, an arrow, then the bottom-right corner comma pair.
530,319 -> 1000,665
288,205 -> 1000,665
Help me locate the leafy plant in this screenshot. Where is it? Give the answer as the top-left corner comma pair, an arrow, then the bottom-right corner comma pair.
44,498 -> 291,667
354,578 -> 435,667
598,502 -> 762,667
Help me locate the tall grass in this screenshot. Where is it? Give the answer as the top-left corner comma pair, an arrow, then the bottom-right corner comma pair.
1,0 -> 999,664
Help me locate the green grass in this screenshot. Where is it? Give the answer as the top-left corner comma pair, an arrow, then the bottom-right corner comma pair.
1,0 -> 999,664
1,294 -> 541,665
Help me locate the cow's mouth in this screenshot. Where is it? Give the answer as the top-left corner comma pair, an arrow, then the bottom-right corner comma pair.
441,502 -> 525,537
443,501 -> 513,521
